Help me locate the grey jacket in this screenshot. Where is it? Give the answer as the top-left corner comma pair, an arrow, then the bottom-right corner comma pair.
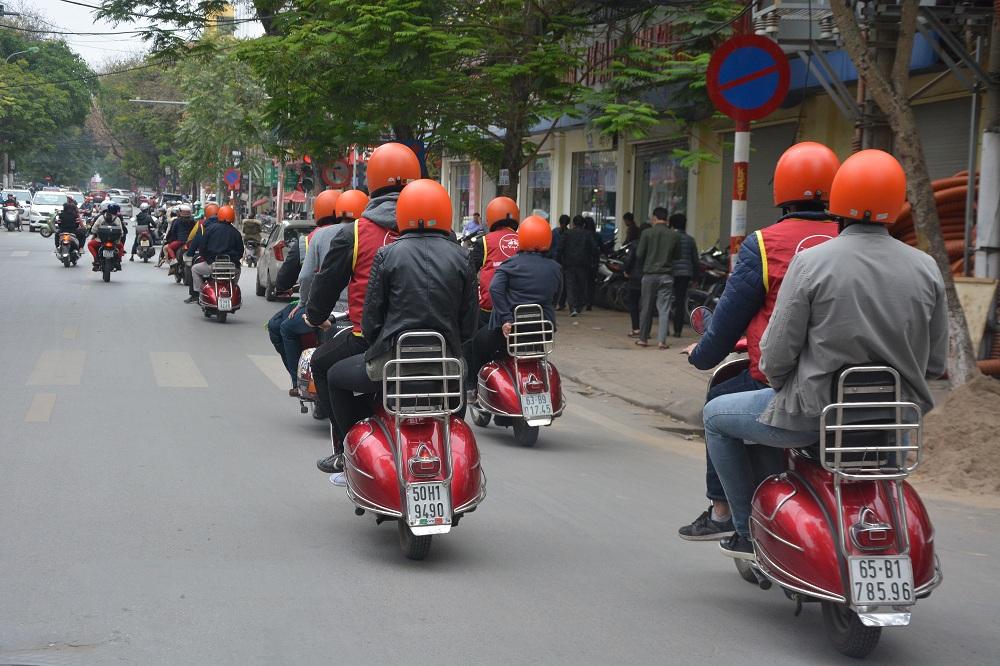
759,224 -> 947,431
298,223 -> 349,310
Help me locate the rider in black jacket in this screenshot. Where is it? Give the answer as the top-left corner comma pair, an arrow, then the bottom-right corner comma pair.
326,179 -> 477,449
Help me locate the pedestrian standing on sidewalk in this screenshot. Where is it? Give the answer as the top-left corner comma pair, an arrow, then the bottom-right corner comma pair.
623,222 -> 645,337
553,214 -> 570,309
669,213 -> 699,337
623,211 -> 639,244
557,214 -> 596,317
634,206 -> 680,348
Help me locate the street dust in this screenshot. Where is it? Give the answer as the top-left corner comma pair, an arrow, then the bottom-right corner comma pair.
918,374 -> 1000,495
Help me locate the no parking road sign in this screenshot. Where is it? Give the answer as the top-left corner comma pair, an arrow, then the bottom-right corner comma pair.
224,168 -> 241,189
707,35 -> 790,122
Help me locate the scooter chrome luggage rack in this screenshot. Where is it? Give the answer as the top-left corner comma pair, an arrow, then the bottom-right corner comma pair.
505,304 -> 559,426
209,256 -> 238,280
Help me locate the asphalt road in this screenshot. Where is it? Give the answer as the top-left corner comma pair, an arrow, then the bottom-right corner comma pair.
0,229 -> 998,666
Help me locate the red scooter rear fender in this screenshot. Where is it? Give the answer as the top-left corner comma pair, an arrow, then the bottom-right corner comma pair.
752,452 -> 938,603
200,279 -> 242,311
477,357 -> 563,417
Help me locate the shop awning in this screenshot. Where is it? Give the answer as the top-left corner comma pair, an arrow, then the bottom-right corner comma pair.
252,197 -> 270,208
287,190 -> 306,204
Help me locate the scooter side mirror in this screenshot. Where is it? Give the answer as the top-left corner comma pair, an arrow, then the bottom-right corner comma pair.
690,306 -> 712,335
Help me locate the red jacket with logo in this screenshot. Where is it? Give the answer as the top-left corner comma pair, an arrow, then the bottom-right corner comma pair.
474,229 -> 520,311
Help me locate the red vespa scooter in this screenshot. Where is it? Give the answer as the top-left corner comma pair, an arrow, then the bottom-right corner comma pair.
198,256 -> 242,323
341,331 -> 486,560
691,307 -> 941,658
468,304 -> 564,447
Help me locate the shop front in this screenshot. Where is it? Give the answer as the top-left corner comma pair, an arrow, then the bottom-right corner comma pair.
633,143 -> 688,227
525,155 -> 552,220
571,150 -> 617,230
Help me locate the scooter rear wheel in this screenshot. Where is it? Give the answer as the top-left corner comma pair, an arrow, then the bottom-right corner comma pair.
217,312 -> 228,323
470,404 -> 491,428
397,521 -> 432,560
513,419 -> 539,447
821,601 -> 882,659
735,559 -> 759,585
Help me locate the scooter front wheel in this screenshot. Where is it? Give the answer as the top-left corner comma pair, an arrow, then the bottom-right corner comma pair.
397,521 -> 432,560
821,601 -> 881,659
513,419 -> 539,447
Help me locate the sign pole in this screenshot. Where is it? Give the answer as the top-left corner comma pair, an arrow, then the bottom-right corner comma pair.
276,160 -> 285,221
730,120 -> 750,268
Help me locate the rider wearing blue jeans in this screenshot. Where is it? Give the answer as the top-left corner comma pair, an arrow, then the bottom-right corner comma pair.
705,150 -> 947,559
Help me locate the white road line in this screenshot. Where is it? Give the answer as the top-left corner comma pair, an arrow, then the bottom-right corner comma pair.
11,250 -> 29,257
248,354 -> 292,391
26,350 -> 86,386
24,393 -> 56,422
62,326 -> 78,340
150,352 -> 208,388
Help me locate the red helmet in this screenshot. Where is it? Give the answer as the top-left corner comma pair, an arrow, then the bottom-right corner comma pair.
485,196 -> 519,231
217,205 -> 236,223
313,189 -> 342,222
396,179 -> 451,233
829,149 -> 906,224
335,190 -> 369,221
204,202 -> 220,218
366,143 -> 421,194
772,142 -> 841,207
517,215 -> 552,252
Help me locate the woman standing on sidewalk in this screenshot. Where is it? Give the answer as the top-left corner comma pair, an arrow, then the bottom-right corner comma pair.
669,213 -> 699,337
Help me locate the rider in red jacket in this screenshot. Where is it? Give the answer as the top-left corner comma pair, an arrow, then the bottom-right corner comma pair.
469,196 -> 520,327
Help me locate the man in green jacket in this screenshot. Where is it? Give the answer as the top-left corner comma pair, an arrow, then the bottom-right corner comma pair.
633,206 -> 680,348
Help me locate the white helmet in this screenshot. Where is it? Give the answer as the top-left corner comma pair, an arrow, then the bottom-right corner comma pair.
178,203 -> 193,215
99,201 -> 110,211
139,202 -> 150,211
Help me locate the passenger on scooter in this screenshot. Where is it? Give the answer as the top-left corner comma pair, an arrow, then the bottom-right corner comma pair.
164,204 -> 196,267
129,202 -> 156,261
325,179 -> 477,450
87,202 -> 128,270
266,237 -> 305,393
470,196 -> 520,327
704,150 -> 948,560
302,142 -> 420,474
677,142 -> 842,542
184,203 -> 221,299
186,205 -> 243,304
463,215 -> 562,389
56,201 -> 84,249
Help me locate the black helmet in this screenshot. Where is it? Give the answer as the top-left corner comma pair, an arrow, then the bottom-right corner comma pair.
107,203 -> 121,215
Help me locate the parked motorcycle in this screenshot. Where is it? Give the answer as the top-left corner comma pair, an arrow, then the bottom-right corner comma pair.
135,224 -> 156,263
198,257 -> 242,323
3,205 -> 21,231
468,304 -> 563,447
686,245 -> 728,312
689,307 -> 941,658
341,331 -> 485,560
593,241 -> 632,311
56,231 -> 80,267
95,225 -> 123,282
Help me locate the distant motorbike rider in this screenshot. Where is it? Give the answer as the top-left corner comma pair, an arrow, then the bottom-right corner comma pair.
87,202 -> 127,269
130,202 -> 157,261
464,215 -> 562,389
56,200 -> 85,249
186,205 -> 243,303
326,179 -> 477,451
302,142 -> 421,473
163,203 -> 196,268
4,193 -> 19,207
678,142 -> 842,542
470,196 -> 520,327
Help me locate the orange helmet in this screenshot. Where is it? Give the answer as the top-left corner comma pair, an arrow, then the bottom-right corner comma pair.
485,196 -> 519,230
829,149 -> 906,224
395,179 -> 451,233
217,205 -> 235,223
313,189 -> 342,222
336,189 -> 369,221
366,142 -> 421,194
772,142 -> 841,207
517,215 -> 552,252
204,202 -> 220,218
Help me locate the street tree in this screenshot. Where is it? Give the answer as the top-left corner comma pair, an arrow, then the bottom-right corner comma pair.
830,0 -> 980,385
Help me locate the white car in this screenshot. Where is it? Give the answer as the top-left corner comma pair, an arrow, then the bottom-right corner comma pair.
28,191 -> 72,231
109,195 -> 133,218
2,189 -> 32,222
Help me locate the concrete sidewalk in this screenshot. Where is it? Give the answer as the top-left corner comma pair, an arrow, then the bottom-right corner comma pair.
551,307 -> 711,431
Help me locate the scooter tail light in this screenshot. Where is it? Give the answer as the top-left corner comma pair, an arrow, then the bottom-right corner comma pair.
273,240 -> 285,262
850,508 -> 896,551
104,242 -> 114,248
408,444 -> 441,478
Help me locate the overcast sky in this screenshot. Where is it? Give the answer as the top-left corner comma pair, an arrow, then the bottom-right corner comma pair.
26,0 -> 261,68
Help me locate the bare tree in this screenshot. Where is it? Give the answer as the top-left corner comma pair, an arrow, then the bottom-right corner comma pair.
831,0 -> 980,385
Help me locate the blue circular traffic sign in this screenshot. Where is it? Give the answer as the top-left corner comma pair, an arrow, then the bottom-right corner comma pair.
707,35 -> 790,122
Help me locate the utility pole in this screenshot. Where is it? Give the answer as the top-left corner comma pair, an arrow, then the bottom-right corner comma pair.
975,8 -> 1000,279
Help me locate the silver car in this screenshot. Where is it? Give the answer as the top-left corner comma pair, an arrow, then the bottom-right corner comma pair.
109,195 -> 133,218
255,219 -> 316,301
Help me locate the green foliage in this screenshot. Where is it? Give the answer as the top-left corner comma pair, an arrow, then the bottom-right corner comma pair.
17,126 -> 103,188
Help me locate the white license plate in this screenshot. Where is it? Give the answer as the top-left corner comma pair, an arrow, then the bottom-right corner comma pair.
217,297 -> 232,311
140,240 -> 150,247
102,249 -> 116,258
406,483 -> 451,528
849,556 -> 914,605
520,392 -> 553,418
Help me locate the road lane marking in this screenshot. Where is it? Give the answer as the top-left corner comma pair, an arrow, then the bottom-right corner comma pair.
11,250 -> 28,257
150,352 -> 208,388
62,326 -> 78,340
26,350 -> 86,386
24,393 -> 56,422
566,403 -> 701,460
248,354 -> 292,391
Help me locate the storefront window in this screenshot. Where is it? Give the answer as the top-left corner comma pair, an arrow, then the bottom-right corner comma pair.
571,151 -> 617,227
450,162 -> 471,221
526,155 -> 551,220
633,146 -> 688,227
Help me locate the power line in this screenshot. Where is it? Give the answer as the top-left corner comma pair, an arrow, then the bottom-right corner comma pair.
0,15 -> 262,37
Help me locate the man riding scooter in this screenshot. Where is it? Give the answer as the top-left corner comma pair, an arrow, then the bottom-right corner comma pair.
679,142 -> 841,541
163,203 -> 196,273
56,200 -> 85,250
130,202 -> 156,261
302,142 -> 421,474
325,178 -> 477,452
87,202 -> 127,270
464,214 -> 562,390
186,205 -> 243,304
470,196 -> 521,327
703,149 -> 947,559
184,203 -> 221,300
